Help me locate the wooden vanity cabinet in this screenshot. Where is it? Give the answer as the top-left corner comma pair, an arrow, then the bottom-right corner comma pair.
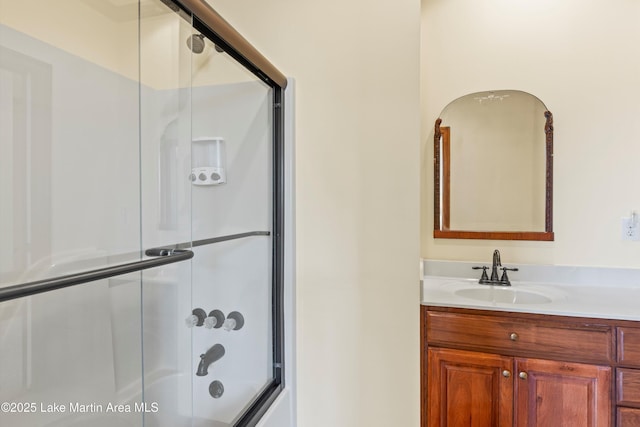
513,357 -> 611,427
422,306 -> 615,427
617,327 -> 640,426
428,347 -> 514,427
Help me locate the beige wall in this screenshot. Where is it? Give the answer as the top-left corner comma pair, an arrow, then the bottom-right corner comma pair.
207,0 -> 421,426
422,0 -> 640,268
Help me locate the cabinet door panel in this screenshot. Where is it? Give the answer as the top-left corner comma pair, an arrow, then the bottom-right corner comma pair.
618,407 -> 640,427
428,347 -> 513,427
617,368 -> 640,407
514,358 -> 611,427
618,327 -> 640,367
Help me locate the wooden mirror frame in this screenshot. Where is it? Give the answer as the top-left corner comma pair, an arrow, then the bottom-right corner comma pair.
433,111 -> 554,241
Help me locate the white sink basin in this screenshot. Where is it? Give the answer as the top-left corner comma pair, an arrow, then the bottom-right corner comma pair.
427,277 -> 569,307
454,287 -> 551,304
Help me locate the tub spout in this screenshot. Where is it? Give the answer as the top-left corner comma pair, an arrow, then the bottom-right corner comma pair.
196,344 -> 225,376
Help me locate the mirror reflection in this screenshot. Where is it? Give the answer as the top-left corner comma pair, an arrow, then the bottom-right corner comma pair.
434,90 -> 554,241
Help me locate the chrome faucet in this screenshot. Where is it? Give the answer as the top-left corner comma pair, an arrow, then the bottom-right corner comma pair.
472,249 -> 518,286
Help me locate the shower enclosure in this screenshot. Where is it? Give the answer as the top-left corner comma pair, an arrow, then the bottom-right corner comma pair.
0,1 -> 287,426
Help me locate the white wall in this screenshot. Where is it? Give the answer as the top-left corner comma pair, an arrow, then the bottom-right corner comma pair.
421,0 -> 640,268
207,1 -> 422,426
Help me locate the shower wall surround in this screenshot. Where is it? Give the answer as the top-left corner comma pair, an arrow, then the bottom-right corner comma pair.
0,0 -> 287,425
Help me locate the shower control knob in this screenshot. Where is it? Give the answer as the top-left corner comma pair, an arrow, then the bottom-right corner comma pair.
198,173 -> 207,181
204,317 -> 218,329
204,310 -> 225,329
189,173 -> 196,182
185,308 -> 207,328
223,311 -> 245,331
185,315 -> 199,328
223,318 -> 236,331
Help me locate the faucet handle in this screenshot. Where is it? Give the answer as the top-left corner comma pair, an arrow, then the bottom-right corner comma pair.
204,310 -> 225,329
185,308 -> 207,328
223,311 -> 245,331
185,315 -> 199,328
472,266 -> 489,283
500,267 -> 519,284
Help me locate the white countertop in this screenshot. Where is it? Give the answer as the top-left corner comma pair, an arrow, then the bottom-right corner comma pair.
421,275 -> 640,322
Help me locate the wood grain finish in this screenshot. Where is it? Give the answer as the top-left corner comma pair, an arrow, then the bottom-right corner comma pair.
426,310 -> 614,364
514,357 -> 611,427
428,347 -> 513,427
433,230 -> 554,241
441,126 -> 450,230
619,328 -> 640,367
421,299 -> 429,426
434,118 -> 442,236
422,306 -> 623,426
618,369 -> 640,407
543,111 -> 554,234
618,407 -> 640,427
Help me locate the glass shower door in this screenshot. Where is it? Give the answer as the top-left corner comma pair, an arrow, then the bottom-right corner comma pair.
188,33 -> 277,425
139,2 -> 195,426
0,1 -> 149,426
0,0 -> 284,425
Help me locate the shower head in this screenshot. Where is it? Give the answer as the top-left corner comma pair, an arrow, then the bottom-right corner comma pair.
187,34 -> 205,54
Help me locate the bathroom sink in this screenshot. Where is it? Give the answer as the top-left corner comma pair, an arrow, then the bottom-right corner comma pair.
426,276 -> 568,306
454,287 -> 551,304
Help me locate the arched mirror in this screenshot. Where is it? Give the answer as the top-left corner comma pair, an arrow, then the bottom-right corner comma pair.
433,90 -> 554,241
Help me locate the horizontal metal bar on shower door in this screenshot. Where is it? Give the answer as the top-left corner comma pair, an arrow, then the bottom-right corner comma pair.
144,231 -> 271,255
192,231 -> 271,248
0,249 -> 194,303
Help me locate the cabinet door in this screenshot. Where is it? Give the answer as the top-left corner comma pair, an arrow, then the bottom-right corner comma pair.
428,347 -> 513,427
514,358 -> 611,427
